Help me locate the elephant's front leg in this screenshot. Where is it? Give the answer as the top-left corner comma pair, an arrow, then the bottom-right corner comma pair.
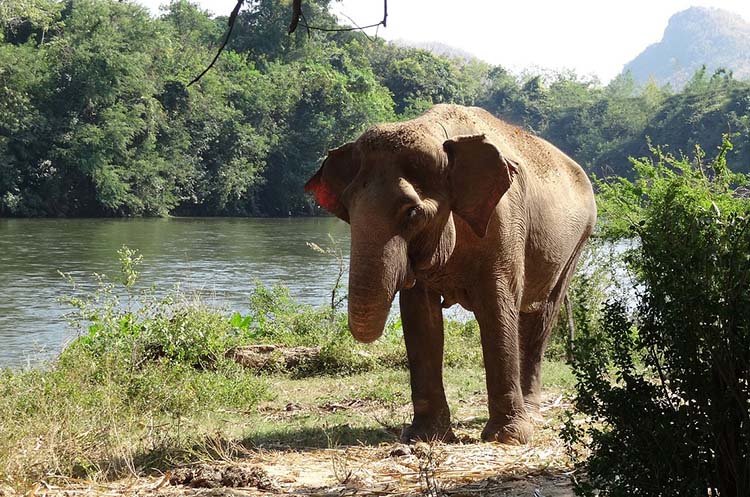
475,285 -> 534,444
400,284 -> 456,443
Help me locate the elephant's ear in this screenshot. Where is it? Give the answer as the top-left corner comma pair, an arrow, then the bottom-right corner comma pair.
444,134 -> 518,238
304,143 -> 358,223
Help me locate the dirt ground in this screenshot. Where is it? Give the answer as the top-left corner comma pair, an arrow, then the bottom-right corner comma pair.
15,393 -> 576,497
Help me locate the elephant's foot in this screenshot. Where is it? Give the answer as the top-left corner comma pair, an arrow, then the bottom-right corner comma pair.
400,414 -> 456,443
481,414 -> 534,445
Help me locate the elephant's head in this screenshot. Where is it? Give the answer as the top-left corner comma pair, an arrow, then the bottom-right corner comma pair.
305,124 -> 518,343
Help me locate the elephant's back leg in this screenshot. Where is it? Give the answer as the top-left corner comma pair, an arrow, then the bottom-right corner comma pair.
519,237 -> 587,414
519,305 -> 557,417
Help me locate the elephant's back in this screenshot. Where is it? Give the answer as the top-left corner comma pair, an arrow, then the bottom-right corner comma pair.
468,106 -> 597,262
469,107 -> 594,207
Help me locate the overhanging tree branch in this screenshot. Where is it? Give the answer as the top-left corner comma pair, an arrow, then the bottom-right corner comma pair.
188,0 -> 388,87
292,0 -> 387,33
288,0 -> 302,34
187,0 -> 244,87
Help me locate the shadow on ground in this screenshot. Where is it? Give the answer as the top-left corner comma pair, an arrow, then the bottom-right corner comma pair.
243,423 -> 400,450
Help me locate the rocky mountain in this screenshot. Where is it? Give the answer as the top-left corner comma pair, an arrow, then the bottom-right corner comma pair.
623,7 -> 750,89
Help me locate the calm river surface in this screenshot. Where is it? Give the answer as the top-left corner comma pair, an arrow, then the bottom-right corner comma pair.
0,217 -> 352,369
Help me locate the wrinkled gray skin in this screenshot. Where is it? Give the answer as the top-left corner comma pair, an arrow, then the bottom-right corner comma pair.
305,105 -> 596,444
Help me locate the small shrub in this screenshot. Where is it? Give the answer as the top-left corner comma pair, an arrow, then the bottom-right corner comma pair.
247,282 -> 337,345
316,339 -> 380,375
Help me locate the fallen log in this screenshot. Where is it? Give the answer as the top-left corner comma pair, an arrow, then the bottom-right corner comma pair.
227,344 -> 321,371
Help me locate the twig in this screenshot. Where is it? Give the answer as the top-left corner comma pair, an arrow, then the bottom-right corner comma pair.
564,293 -> 576,362
340,13 -> 374,42
299,20 -> 384,32
648,345 -> 675,409
293,0 -> 387,34
187,0 -> 244,87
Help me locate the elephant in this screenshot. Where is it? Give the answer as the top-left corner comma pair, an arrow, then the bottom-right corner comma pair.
305,104 -> 596,444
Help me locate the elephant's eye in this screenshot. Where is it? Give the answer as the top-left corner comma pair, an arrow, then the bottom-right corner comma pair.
401,202 -> 433,236
404,205 -> 425,226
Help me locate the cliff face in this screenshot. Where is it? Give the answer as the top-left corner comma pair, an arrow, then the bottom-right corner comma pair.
623,7 -> 750,89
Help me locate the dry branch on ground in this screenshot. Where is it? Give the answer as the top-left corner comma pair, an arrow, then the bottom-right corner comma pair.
228,345 -> 322,371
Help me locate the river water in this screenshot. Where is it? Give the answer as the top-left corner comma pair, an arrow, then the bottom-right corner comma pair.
0,217 -> 352,369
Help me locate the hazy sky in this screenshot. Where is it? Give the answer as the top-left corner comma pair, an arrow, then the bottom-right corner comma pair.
138,0 -> 750,82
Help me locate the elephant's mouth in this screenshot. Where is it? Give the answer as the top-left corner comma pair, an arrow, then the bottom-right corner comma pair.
402,263 -> 417,290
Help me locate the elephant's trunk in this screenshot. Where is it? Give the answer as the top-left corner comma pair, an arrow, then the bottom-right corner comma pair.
347,234 -> 410,343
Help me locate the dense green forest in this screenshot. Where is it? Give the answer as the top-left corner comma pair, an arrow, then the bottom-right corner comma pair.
1,0 -> 749,217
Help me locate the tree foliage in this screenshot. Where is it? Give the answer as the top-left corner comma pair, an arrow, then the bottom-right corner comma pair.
2,0 -> 750,217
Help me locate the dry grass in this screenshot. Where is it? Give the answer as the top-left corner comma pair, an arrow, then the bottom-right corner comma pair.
2,388 -> 575,497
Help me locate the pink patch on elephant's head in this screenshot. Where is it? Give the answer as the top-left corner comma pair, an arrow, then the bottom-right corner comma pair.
304,170 -> 339,212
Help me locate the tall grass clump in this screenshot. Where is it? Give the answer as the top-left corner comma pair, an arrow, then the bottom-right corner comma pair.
565,137 -> 750,496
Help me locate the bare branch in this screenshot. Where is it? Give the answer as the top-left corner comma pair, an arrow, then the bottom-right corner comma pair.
339,13 -> 374,42
291,0 -> 387,34
288,0 -> 302,34
188,0 -> 388,87
187,0 -> 244,88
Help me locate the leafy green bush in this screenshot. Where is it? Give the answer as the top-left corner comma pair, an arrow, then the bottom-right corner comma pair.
61,247 -> 240,370
248,283 -> 334,345
62,247 -> 468,379
566,138 -> 750,496
442,319 -> 483,368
